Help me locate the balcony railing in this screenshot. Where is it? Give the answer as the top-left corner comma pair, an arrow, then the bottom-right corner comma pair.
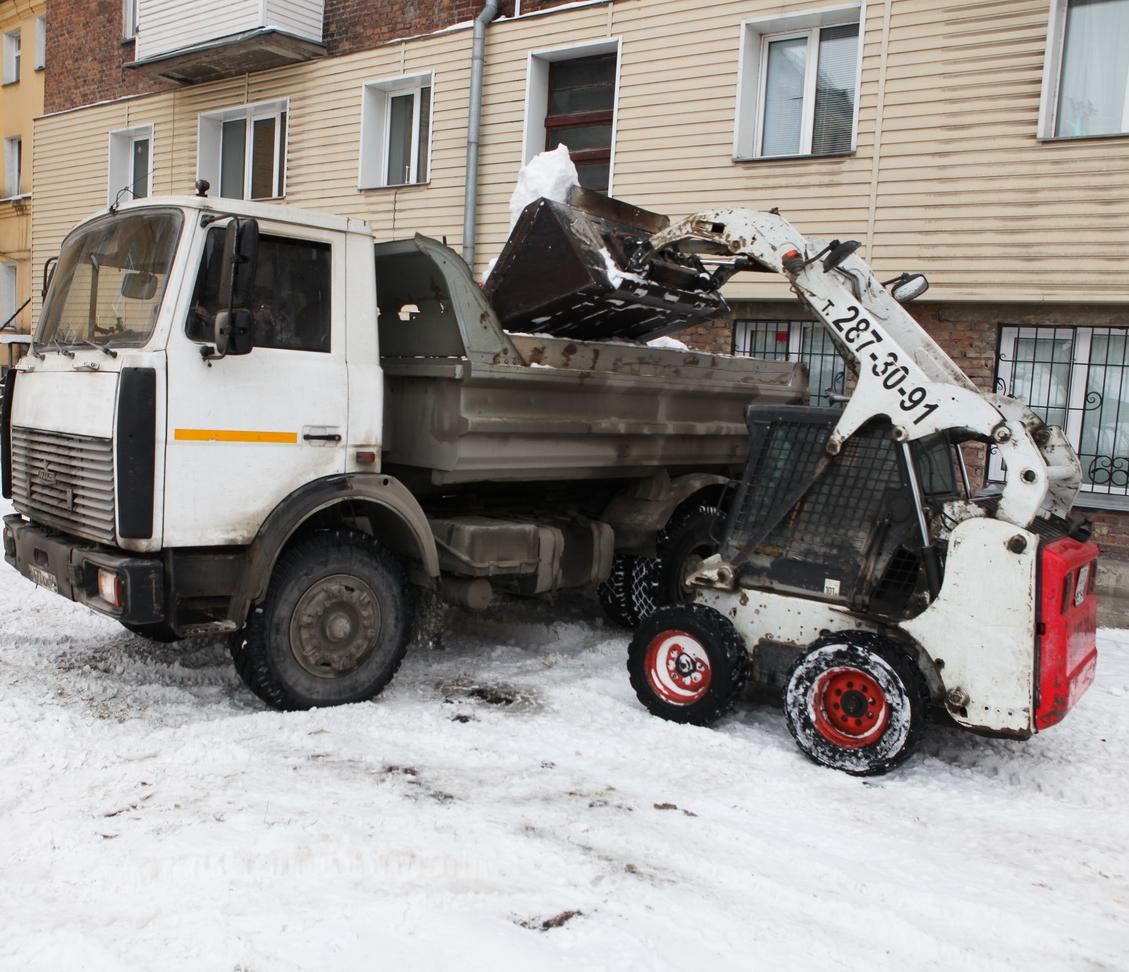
128,0 -> 325,83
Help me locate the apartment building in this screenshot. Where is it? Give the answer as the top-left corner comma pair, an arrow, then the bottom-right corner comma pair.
27,0 -> 1129,557
0,0 -> 45,335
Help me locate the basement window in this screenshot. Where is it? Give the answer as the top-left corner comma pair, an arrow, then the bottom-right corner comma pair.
359,73 -> 433,189
108,124 -> 153,206
523,40 -> 620,194
2,29 -> 19,84
733,320 -> 847,407
734,7 -> 862,159
993,325 -> 1129,507
198,100 -> 288,201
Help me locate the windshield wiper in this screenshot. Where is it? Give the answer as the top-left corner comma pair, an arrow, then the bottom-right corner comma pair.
72,338 -> 118,359
49,338 -> 75,359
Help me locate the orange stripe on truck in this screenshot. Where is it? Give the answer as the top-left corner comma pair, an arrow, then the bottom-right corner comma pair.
174,428 -> 298,444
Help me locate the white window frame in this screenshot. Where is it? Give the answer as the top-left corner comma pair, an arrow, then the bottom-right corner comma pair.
123,0 -> 139,41
2,136 -> 21,198
734,4 -> 864,160
993,325 -> 1129,509
34,16 -> 45,71
107,124 -> 155,206
0,262 -> 17,328
2,28 -> 20,85
197,99 -> 289,201
358,72 -> 434,189
1038,0 -> 1129,140
521,37 -> 621,194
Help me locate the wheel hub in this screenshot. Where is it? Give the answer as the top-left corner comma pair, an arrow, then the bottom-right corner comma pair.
289,574 -> 383,679
811,667 -> 889,749
644,630 -> 712,705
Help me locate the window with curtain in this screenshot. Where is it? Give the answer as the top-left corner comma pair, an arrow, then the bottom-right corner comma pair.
754,21 -> 859,158
359,74 -> 433,189
197,101 -> 288,201
1053,0 -> 1129,138
993,326 -> 1129,505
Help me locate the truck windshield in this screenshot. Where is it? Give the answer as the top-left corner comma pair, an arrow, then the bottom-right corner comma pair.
36,210 -> 183,350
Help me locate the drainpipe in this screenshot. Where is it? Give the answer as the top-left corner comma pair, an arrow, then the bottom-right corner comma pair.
462,0 -> 500,268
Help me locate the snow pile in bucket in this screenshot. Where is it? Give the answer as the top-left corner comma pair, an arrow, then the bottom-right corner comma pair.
508,145 -> 579,227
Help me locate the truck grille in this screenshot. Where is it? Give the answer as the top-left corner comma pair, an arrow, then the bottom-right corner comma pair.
10,426 -> 116,543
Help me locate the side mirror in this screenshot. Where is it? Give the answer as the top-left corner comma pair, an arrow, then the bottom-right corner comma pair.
888,272 -> 930,304
120,271 -> 158,301
214,308 -> 254,357
218,217 -> 259,311
823,239 -> 862,271
213,218 -> 259,357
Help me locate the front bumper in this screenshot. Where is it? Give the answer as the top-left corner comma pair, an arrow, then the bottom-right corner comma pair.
3,514 -> 164,624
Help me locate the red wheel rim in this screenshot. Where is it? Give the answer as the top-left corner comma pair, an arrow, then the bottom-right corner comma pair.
644,630 -> 712,705
811,667 -> 889,748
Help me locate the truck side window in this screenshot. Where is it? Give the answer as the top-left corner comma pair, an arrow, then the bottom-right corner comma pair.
186,228 -> 332,353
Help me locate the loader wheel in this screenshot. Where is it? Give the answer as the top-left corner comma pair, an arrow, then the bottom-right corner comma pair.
784,633 -> 927,776
598,555 -> 643,629
627,603 -> 748,725
634,505 -> 720,622
231,529 -> 410,710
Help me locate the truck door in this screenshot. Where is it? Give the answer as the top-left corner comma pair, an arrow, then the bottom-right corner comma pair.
163,221 -> 348,547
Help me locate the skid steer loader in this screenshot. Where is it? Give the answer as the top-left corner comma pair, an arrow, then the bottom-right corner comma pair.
615,209 -> 1099,775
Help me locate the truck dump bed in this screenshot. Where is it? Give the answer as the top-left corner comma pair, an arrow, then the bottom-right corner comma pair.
375,234 -> 806,485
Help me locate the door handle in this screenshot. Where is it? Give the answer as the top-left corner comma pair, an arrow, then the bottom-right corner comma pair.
303,433 -> 341,442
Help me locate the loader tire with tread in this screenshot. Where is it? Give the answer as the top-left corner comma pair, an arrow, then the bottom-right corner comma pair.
633,505 -> 720,622
230,529 -> 410,710
628,603 -> 748,725
784,632 -> 927,776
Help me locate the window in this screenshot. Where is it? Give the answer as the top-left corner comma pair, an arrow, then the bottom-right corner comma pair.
1041,0 -> 1129,139
2,137 -> 21,198
994,326 -> 1129,506
34,16 -> 45,70
108,124 -> 153,205
187,229 -> 331,353
359,74 -> 433,188
198,101 -> 287,201
123,0 -> 139,40
2,29 -> 19,84
735,8 -> 861,159
523,40 -> 620,194
734,320 -> 847,407
1,263 -> 17,328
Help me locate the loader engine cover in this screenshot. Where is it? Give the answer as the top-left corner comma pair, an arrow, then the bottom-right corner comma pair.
484,192 -> 730,342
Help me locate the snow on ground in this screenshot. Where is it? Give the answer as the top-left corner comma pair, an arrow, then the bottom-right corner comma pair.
1,559 -> 1128,969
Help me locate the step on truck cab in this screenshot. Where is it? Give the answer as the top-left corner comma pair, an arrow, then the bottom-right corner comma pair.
1,193 -> 804,708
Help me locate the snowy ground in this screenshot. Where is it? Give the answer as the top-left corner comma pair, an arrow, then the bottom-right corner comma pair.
1,556 -> 1127,969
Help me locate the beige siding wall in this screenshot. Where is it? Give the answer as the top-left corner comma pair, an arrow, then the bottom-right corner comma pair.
31,0 -> 1129,318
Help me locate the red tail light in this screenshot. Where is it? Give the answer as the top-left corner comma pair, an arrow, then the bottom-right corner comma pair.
1036,537 -> 1099,731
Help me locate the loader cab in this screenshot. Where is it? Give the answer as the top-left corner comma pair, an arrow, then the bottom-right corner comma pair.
718,406 -> 972,621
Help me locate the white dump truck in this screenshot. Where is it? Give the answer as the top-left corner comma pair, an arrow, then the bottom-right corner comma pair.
2,188 -> 803,709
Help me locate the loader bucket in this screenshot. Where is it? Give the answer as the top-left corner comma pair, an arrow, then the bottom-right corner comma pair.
484,187 -> 730,343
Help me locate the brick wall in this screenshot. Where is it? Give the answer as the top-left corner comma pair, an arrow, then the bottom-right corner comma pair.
45,0 -> 589,114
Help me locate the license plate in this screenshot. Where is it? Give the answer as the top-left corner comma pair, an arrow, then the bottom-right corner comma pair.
28,564 -> 59,594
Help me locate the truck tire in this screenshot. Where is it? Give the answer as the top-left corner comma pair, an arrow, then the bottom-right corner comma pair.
231,529 -> 411,710
633,505 -> 720,621
627,603 -> 748,725
784,633 -> 927,776
121,621 -> 180,644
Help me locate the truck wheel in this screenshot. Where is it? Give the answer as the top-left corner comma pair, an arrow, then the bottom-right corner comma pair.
784,634 -> 927,776
121,621 -> 180,644
231,529 -> 410,710
627,603 -> 748,725
634,505 -> 720,621
598,555 -> 643,629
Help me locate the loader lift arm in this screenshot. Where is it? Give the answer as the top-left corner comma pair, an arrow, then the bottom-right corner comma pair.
629,209 -> 1082,531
